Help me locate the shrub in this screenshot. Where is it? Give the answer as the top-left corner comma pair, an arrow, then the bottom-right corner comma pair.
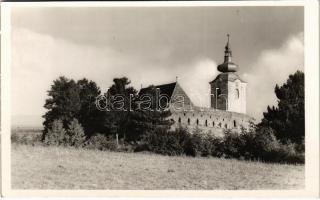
222,129 -> 247,159
65,118 -> 86,148
43,119 -> 67,146
140,127 -> 187,156
183,128 -> 204,157
221,126 -> 305,164
84,134 -> 118,151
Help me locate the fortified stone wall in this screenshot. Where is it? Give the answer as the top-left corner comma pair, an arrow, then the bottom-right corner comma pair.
169,106 -> 253,137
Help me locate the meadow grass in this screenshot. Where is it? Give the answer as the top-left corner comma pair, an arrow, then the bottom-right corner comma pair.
12,144 -> 304,190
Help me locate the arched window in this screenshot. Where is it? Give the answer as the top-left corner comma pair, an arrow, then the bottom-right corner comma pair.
233,120 -> 237,127
225,124 -> 227,129
184,113 -> 186,116
205,120 -> 208,127
196,119 -> 199,125
178,117 -> 181,123
188,118 -> 190,125
219,122 -> 222,128
212,121 -> 215,127
235,89 -> 240,99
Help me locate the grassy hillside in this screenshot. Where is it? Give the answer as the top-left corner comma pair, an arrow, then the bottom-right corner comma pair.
12,144 -> 304,190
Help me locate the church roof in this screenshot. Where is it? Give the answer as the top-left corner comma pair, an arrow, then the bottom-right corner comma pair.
139,82 -> 177,98
209,72 -> 246,83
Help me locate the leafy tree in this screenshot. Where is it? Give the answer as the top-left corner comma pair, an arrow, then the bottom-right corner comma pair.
77,78 -> 104,137
42,77 -> 81,139
259,70 -> 304,145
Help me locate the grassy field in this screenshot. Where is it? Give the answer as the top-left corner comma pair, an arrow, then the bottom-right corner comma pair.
12,144 -> 304,190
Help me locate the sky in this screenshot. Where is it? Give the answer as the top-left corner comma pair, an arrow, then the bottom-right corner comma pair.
11,6 -> 304,127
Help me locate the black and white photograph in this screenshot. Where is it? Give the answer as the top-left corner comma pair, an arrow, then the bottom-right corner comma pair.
1,1 -> 319,197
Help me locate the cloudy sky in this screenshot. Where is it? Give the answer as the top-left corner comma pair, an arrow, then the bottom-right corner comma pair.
11,6 -> 304,126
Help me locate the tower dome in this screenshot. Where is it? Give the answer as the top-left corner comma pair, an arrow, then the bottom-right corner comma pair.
217,34 -> 238,73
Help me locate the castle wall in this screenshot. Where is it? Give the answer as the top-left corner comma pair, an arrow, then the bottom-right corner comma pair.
169,107 -> 253,137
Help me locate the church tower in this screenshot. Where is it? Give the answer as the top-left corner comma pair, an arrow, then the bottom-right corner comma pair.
209,35 -> 247,114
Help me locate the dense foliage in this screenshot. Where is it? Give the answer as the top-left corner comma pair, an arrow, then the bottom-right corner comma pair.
259,70 -> 304,145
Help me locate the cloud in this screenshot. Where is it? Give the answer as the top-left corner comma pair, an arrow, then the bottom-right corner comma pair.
11,28 -> 218,126
243,32 -> 304,121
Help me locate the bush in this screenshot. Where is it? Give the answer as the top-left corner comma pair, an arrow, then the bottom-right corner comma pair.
221,126 -> 305,164
140,127 -> 187,156
184,128 -> 204,157
84,134 -> 118,151
43,119 -> 66,146
65,118 -> 86,148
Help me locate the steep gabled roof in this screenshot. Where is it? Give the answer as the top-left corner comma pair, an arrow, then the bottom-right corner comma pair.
139,82 -> 177,98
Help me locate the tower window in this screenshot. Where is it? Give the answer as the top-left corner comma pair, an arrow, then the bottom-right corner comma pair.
184,113 -> 186,116
233,120 -> 237,127
178,117 -> 181,123
196,119 -> 199,125
235,89 -> 240,99
225,124 -> 228,129
188,118 -> 190,125
212,121 -> 215,127
216,88 -> 221,96
205,120 -> 208,127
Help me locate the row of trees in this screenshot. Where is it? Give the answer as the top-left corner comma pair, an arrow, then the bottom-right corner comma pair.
42,77 -> 172,143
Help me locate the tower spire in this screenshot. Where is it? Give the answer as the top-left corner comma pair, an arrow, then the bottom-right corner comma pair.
224,34 -> 232,63
217,34 -> 238,73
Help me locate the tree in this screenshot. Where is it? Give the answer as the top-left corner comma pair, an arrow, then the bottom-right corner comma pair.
66,118 -> 86,147
77,78 -> 104,137
42,76 -> 104,139
132,85 -> 173,142
103,77 -> 138,141
42,77 -> 81,139
43,119 -> 66,145
259,70 -> 304,145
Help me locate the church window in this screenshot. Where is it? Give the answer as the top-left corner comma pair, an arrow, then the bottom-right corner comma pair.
205,120 -> 208,127
212,121 -> 215,127
193,114 -> 195,117
184,113 -> 186,116
225,124 -> 227,129
235,89 -> 240,99
178,117 -> 181,123
210,115 -> 211,119
233,120 -> 237,127
223,118 -> 224,121
188,118 -> 190,125
219,122 -> 222,127
196,119 -> 199,125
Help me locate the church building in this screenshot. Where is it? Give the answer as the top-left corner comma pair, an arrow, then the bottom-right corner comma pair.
139,35 -> 253,136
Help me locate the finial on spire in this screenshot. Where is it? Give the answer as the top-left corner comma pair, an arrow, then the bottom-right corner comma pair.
224,33 -> 232,62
